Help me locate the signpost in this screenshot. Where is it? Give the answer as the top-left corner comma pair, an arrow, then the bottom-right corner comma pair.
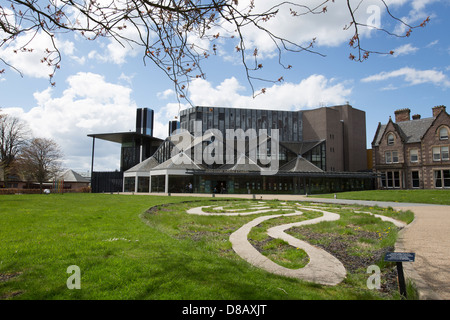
384,252 -> 415,298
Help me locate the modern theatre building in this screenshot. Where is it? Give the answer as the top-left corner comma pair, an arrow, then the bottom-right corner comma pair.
87,104 -> 374,194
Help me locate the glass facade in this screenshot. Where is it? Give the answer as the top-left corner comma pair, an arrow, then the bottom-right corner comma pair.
193,174 -> 373,195
121,142 -> 139,172
180,106 -> 303,142
303,142 -> 326,171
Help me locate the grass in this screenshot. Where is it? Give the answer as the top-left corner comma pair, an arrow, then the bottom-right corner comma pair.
314,189 -> 450,205
0,193 -> 415,300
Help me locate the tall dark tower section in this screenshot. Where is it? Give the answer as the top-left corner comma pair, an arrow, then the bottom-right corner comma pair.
168,120 -> 180,136
136,108 -> 154,136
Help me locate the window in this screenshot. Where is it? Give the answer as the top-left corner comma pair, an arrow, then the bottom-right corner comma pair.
435,170 -> 442,187
380,171 -> 401,188
445,170 -> 450,188
433,146 -> 449,161
387,171 -> 393,187
410,149 -> 418,162
434,170 -> 450,188
393,171 -> 400,188
433,147 -> 441,161
443,146 -> 449,160
387,133 -> 394,145
385,151 -> 399,164
392,151 -> 399,163
385,152 -> 391,164
440,127 -> 449,140
380,171 -> 386,187
411,171 -> 420,188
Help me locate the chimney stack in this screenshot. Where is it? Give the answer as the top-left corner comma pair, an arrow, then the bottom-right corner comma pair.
412,114 -> 421,120
394,108 -> 411,122
432,105 -> 446,118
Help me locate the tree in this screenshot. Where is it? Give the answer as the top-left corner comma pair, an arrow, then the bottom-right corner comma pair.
18,137 -> 64,192
0,0 -> 429,101
0,110 -> 30,187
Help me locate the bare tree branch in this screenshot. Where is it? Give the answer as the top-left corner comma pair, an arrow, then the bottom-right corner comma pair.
0,0 -> 429,101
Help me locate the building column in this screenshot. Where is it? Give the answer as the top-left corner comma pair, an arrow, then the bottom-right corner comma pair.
165,173 -> 169,193
90,136 -> 95,176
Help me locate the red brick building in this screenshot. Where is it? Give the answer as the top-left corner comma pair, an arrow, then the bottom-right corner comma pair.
372,105 -> 450,189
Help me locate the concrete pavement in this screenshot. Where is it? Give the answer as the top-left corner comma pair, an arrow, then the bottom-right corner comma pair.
394,205 -> 450,300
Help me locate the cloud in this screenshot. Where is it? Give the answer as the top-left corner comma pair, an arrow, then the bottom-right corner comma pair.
85,17 -> 148,65
0,31 -> 57,78
228,0 -> 412,57
185,75 -> 352,110
394,0 -> 439,34
392,44 -> 419,57
0,31 -> 84,78
362,67 -> 450,87
426,40 -> 439,48
157,89 -> 176,100
4,72 -> 138,171
152,75 -> 352,140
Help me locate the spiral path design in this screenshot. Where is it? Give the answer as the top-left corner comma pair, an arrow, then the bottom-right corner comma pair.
187,202 -> 347,285
186,201 -> 406,286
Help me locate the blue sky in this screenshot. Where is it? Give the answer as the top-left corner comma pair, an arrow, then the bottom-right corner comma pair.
1,0 -> 449,173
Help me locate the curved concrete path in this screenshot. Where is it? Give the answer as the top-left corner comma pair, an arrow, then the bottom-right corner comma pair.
187,203 -> 347,286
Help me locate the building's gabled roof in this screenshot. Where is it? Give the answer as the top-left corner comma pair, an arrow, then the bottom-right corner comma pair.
372,117 -> 434,146
57,169 -> 90,183
125,156 -> 159,173
279,156 -> 323,173
280,140 -> 324,155
219,153 -> 263,172
396,117 -> 434,143
152,152 -> 205,171
419,109 -> 450,140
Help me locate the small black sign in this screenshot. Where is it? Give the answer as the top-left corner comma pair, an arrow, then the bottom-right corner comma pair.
384,252 -> 415,262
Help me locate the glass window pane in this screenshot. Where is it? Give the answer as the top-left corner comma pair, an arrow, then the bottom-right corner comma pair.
433,147 -> 441,161
435,170 -> 442,188
441,146 -> 449,160
412,171 -> 420,188
392,151 -> 399,163
387,171 -> 393,187
380,172 -> 386,187
440,127 -> 448,140
443,170 -> 450,188
410,149 -> 418,162
387,134 -> 394,145
386,152 -> 392,164
394,171 -> 400,188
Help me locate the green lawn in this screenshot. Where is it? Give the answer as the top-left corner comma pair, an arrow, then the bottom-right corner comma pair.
314,189 -> 450,205
0,193 -> 413,300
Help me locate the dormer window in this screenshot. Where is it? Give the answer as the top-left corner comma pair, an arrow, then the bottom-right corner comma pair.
440,127 -> 449,140
387,133 -> 394,145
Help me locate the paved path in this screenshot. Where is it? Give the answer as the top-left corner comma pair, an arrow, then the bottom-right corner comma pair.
393,205 -> 450,300
230,207 -> 346,286
131,192 -> 450,299
187,202 -> 347,286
